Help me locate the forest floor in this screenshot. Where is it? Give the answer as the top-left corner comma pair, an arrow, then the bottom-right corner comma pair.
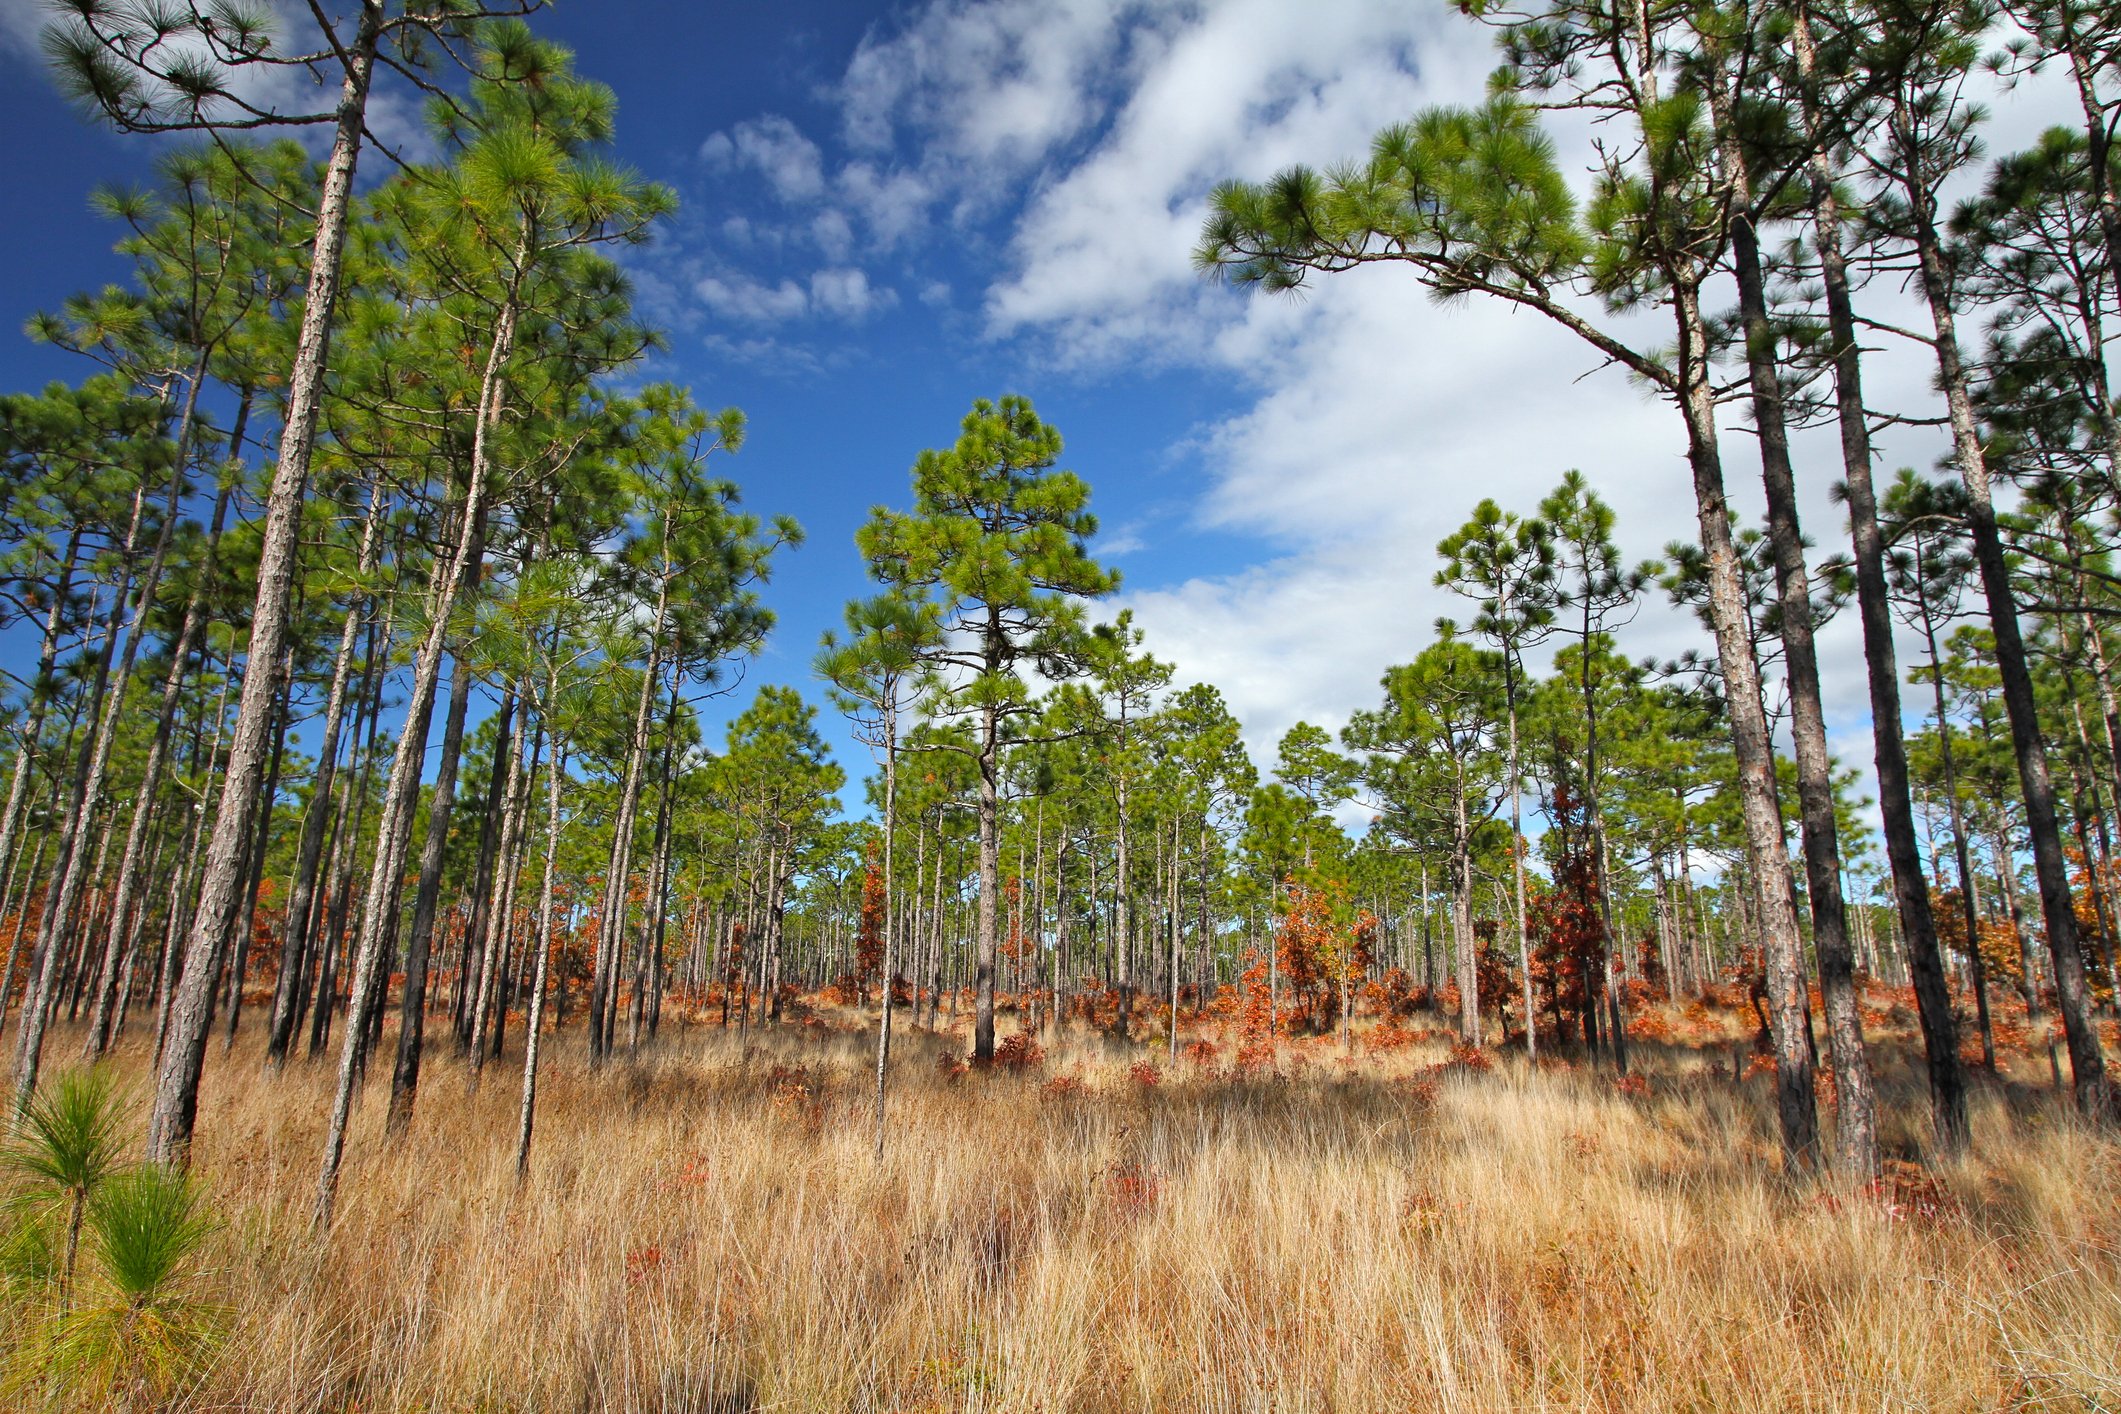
7,990 -> 2120,1412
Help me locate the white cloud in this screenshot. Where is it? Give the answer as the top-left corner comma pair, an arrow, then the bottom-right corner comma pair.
838,160 -> 933,249
983,0 -> 1483,360
695,272 -> 811,323
702,114 -> 826,202
1097,526 -> 1147,557
809,266 -> 897,320
839,0 -> 1161,168
811,208 -> 854,260
692,266 -> 897,324
1113,274 -> 1702,761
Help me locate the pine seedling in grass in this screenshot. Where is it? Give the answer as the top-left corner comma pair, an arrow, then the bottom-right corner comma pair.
13,1164 -> 222,1413
4,1066 -> 127,1304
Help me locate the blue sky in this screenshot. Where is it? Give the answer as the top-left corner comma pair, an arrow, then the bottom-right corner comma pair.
0,0 -> 2080,838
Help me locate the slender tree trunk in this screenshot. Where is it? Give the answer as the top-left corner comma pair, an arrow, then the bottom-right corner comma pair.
627,679 -> 680,1055
386,646 -> 477,1136
593,580 -> 669,1061
1506,675 -> 1535,1059
974,696 -> 1001,1063
154,710 -> 218,1067
17,537 -> 157,1107
317,379 -> 514,1224
1454,770 -> 1478,1046
1716,96 -> 1878,1175
515,735 -> 568,1181
1112,726 -> 1134,1044
1675,277 -> 1820,1169
472,712 -> 538,1079
1902,142 -> 2112,1120
873,713 -> 897,1161
86,457 -> 240,1060
268,482 -> 382,1066
926,833 -> 946,1031
457,687 -> 516,1049
310,626 -> 388,1062
1170,814 -> 1185,1058
1790,5 -> 1967,1149
0,527 -> 83,1029
2055,12 -> 2121,328
222,667 -> 291,1047
148,3 -> 383,1166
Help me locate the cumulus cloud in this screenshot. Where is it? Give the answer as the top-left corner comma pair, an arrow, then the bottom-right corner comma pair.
1112,275 -> 1706,762
839,0 -> 1160,169
701,114 -> 826,202
695,272 -> 811,323
811,208 -> 854,261
809,266 -> 897,320
692,266 -> 897,325
838,161 -> 933,249
982,0 -> 1487,360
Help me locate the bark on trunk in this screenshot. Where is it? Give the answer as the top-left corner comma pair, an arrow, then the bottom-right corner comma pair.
974,695 -> 1000,1063
148,5 -> 382,1166
1716,88 -> 1878,1173
514,730 -> 568,1181
1902,133 -> 2113,1121
268,480 -> 383,1066
1675,278 -> 1821,1169
1792,2 -> 1967,1149
386,644 -> 477,1136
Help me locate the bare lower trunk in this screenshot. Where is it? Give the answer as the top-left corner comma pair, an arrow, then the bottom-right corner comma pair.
1507,691 -> 1534,1059
148,6 -> 382,1166
974,697 -> 1000,1063
627,681 -> 680,1055
1453,765 -> 1479,1046
1792,5 -> 1966,1149
222,675 -> 291,1047
1675,280 -> 1819,1170
471,719 -> 539,1076
86,466 -> 238,1059
269,483 -> 381,1066
456,690 -> 515,1049
873,726 -> 897,1161
317,353 -> 512,1223
514,735 -> 568,1181
592,585 -> 668,1062
1905,160 -> 2112,1121
0,532 -> 83,1046
386,648 -> 477,1136
16,508 -> 141,1104
1723,174 -> 1878,1176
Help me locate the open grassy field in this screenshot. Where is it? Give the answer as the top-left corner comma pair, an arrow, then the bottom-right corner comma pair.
5,993 -> 2119,1412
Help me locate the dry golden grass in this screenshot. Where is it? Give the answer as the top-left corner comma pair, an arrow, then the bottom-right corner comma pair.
10,1002 -> 2121,1413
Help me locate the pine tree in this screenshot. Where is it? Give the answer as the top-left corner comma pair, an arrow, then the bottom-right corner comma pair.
859,397 -> 1116,1063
